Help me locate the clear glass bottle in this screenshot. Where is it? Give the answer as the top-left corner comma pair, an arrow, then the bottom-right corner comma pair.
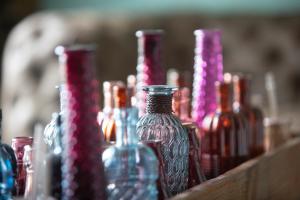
56,45 -> 107,199
136,85 -> 189,196
233,75 -> 264,158
135,30 -> 166,116
192,29 -> 223,127
103,85 -> 158,200
23,145 -> 33,198
11,136 -> 33,196
200,82 -> 237,179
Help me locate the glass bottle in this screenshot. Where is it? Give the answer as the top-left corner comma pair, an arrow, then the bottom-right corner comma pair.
192,29 -> 223,127
135,30 -> 166,116
233,75 -> 265,158
23,145 -> 33,198
0,147 -> 14,200
143,140 -> 169,200
136,85 -> 189,196
200,82 -> 237,179
102,85 -> 158,200
101,81 -> 124,142
11,136 -> 33,196
183,123 -> 206,188
56,45 -> 107,200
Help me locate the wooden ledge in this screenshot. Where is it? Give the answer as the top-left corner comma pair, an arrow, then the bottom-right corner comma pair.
172,138 -> 300,200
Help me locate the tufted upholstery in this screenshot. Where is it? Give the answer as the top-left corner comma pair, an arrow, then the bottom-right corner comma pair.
2,12 -> 300,142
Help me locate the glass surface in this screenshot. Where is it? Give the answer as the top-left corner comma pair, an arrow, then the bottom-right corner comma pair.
192,29 -> 223,127
136,30 -> 166,116
0,145 -> 14,200
103,104 -> 158,200
11,137 -> 33,196
57,45 -> 107,200
137,85 -> 189,196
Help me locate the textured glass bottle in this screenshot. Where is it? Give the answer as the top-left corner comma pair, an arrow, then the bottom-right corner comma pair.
103,86 -> 158,200
192,29 -> 223,127
136,30 -> 166,116
57,45 -> 107,200
233,75 -> 264,158
200,82 -> 238,179
137,85 -> 189,196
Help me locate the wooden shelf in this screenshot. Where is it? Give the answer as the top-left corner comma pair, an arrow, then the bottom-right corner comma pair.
172,138 -> 300,200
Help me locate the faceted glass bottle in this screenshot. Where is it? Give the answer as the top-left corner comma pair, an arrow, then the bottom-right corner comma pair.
200,82 -> 237,179
57,45 -> 107,200
233,75 -> 264,158
103,86 -> 158,200
137,85 -> 189,196
135,30 -> 166,116
192,29 -> 223,127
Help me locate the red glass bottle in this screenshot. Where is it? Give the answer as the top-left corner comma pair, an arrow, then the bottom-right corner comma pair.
183,123 -> 206,188
233,75 -> 264,158
135,30 -> 166,116
11,136 -> 33,196
200,82 -> 237,179
57,45 -> 107,200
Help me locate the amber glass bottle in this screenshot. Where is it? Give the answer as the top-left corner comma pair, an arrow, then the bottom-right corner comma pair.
200,82 -> 237,179
233,75 -> 264,158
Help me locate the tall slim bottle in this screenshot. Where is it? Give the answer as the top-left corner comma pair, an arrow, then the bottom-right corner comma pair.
103,86 -> 158,200
192,30 -> 223,127
136,30 -> 165,116
56,45 -> 107,200
137,85 -> 189,196
200,82 -> 237,179
233,75 -> 264,157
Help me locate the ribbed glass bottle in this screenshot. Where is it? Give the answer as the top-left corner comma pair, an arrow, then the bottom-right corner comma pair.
135,30 -> 166,116
103,86 -> 158,200
137,85 -> 189,197
57,45 -> 107,200
192,29 -> 223,127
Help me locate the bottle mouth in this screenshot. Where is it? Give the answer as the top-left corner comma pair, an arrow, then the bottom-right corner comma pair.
54,44 -> 96,56
135,29 -> 164,37
143,85 -> 177,95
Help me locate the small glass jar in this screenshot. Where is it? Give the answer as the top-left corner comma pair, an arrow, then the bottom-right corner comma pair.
11,136 -> 33,196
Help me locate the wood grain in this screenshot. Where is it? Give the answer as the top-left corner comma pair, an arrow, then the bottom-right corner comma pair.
172,138 -> 300,200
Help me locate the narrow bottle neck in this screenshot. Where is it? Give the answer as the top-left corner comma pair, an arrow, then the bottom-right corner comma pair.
103,92 -> 113,115
137,35 -> 162,68
114,108 -> 138,146
216,83 -> 233,113
146,94 -> 172,114
234,78 -> 251,107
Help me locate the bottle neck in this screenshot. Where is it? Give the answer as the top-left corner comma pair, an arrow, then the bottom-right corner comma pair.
146,94 -> 172,114
234,78 -> 251,107
114,107 -> 138,146
216,83 -> 233,113
137,35 -> 162,69
103,92 -> 113,115
179,87 -> 191,121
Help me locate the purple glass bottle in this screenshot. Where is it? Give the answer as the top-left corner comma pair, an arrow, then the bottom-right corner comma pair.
56,45 -> 107,200
135,30 -> 166,116
192,29 -> 223,127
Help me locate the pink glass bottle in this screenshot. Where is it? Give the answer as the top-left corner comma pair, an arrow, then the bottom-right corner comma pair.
11,136 -> 33,196
135,30 -> 166,116
192,29 -> 223,127
56,45 -> 107,200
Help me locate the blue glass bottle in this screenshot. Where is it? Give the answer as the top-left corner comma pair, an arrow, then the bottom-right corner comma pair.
102,86 -> 158,200
0,147 -> 14,200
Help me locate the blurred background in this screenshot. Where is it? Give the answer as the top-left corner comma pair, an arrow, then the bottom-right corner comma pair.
1,0 -> 300,142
